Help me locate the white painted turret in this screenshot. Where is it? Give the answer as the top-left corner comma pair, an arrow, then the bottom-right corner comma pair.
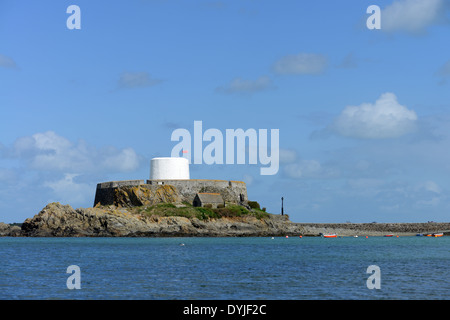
150,157 -> 190,180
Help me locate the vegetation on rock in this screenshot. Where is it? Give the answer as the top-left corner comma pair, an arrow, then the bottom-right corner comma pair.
131,202 -> 270,221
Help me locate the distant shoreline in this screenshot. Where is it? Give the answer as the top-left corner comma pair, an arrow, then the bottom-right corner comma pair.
292,222 -> 450,237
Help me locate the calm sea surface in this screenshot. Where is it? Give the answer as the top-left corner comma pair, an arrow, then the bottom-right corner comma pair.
0,236 -> 449,300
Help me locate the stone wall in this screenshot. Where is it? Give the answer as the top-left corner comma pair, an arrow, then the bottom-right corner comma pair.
94,179 -> 248,207
96,180 -> 146,189
147,179 -> 248,204
294,222 -> 450,236
94,180 -> 147,206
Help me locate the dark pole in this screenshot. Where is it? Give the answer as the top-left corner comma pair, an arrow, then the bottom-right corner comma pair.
281,197 -> 284,215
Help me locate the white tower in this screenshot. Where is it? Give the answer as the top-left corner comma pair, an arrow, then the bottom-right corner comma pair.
150,157 -> 190,180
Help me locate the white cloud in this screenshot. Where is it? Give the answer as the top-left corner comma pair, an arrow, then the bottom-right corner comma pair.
381,0 -> 447,33
9,131 -> 141,173
0,131 -> 143,209
337,53 -> 358,69
437,60 -> 450,77
284,159 -> 322,179
347,178 -> 385,190
102,147 -> 140,172
412,180 -> 445,207
0,168 -> 16,183
0,54 -> 17,69
283,159 -> 338,179
330,93 -> 418,139
44,173 -> 93,206
216,76 -> 274,94
118,71 -> 163,89
279,148 -> 297,164
273,53 -> 327,75
423,180 -> 441,194
242,174 -> 254,186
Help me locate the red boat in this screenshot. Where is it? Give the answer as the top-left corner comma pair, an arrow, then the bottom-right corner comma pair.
323,234 -> 337,238
427,233 -> 444,237
384,234 -> 394,237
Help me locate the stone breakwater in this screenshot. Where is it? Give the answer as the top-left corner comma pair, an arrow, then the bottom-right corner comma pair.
296,223 -> 450,237
1,202 -> 449,237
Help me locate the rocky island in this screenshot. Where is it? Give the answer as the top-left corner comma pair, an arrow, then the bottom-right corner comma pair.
19,201 -> 298,237
1,157 -> 449,237
3,204 -> 450,238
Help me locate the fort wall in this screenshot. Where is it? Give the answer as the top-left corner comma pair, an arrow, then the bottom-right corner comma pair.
94,179 -> 248,207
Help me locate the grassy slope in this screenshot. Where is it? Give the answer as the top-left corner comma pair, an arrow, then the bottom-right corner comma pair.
129,203 -> 271,221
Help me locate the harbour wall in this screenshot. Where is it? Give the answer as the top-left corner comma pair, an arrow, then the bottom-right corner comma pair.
294,222 -> 450,236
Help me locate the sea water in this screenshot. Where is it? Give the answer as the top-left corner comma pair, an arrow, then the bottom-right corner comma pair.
0,236 -> 448,300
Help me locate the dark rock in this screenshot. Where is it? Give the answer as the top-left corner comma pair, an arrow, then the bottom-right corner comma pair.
0,222 -> 22,237
19,202 -> 304,237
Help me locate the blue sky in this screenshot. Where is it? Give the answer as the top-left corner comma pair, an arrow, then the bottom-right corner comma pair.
1,0 -> 450,223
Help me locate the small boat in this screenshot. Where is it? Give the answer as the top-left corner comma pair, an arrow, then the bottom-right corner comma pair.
323,233 -> 337,238
416,233 -> 424,237
431,233 -> 443,237
384,234 -> 394,237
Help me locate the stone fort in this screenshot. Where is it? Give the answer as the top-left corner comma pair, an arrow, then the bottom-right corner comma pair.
94,157 -> 248,208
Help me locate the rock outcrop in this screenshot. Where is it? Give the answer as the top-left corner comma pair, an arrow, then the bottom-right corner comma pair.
111,185 -> 181,208
20,202 -> 300,237
0,222 -> 22,237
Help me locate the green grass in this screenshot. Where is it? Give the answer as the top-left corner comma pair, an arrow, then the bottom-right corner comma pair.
247,201 -> 261,210
195,207 -> 219,220
135,202 -> 271,220
251,208 -> 270,220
